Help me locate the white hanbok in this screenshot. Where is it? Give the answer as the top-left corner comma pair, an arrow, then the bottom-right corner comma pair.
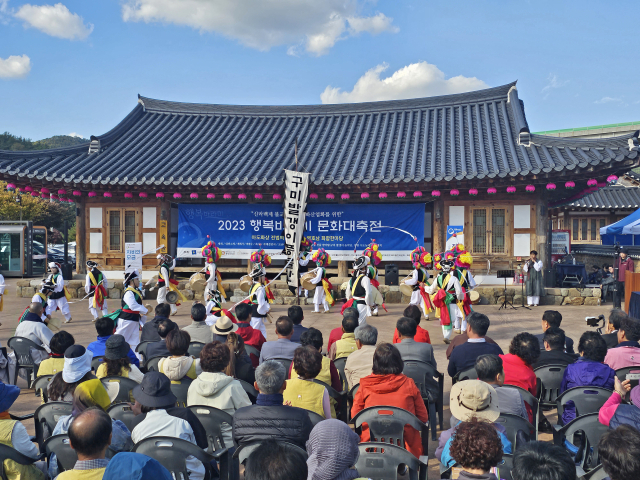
345,275 -> 373,325
46,272 -> 71,321
250,283 -> 269,339
298,253 -> 311,297
523,260 -> 543,306
426,273 -> 464,340
157,258 -> 177,315
116,289 -> 148,351
404,268 -> 431,317
204,263 -> 217,297
310,268 -> 330,313
85,271 -> 108,320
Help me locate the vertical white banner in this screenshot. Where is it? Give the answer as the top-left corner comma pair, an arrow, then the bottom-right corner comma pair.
284,170 -> 310,288
124,242 -> 143,273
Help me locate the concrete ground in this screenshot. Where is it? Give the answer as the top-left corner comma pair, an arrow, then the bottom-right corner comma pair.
0,277 -> 619,477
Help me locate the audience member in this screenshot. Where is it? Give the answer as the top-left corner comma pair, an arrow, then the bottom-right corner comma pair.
288,305 -> 308,343
352,343 -> 428,457
446,418 -> 504,480
102,453 -> 172,480
344,324 -> 378,390
37,330 -> 74,376
534,310 -> 575,354
181,303 -> 214,344
599,377 -> 637,428
327,308 -> 359,351
500,333 -> 540,396
532,327 -> 578,369
560,331 -> 615,424
445,317 -> 498,360
223,332 -> 255,384
475,354 -> 528,420
140,303 -> 171,343
392,304 -> 431,344
57,408 -> 112,480
14,302 -> 54,364
296,328 -> 342,392
233,303 -> 267,352
96,335 -> 144,383
48,345 -> 96,402
306,419 -> 363,480
511,442 -> 576,480
437,380 -> 511,468
283,346 -> 332,419
158,329 -> 200,381
258,316 -> 299,364
243,439 -> 308,480
87,317 -> 140,368
187,341 -> 252,447
395,317 -> 437,368
448,312 -> 502,378
598,425 -> 640,480
212,314 -> 238,343
602,309 -> 626,348
328,315 -> 358,360
145,319 -> 175,360
232,360 -> 313,449
604,315 -> 640,369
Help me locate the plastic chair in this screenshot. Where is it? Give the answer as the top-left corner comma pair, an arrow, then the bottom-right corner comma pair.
349,383 -> 360,399
556,387 -> 613,424
34,402 -> 73,451
0,443 -> 44,480
580,464 -> 608,480
188,342 -> 205,359
238,379 -> 258,404
244,345 -> 260,359
501,384 -> 540,432
33,374 -> 53,403
351,406 -> 429,458
91,356 -> 104,372
332,356 -> 348,392
145,356 -> 163,373
553,413 -> 608,471
269,357 -> 293,373
233,441 -> 308,465
615,366 -> 640,389
310,379 -> 348,422
43,434 -> 77,473
133,436 -> 228,480
452,366 -> 477,385
534,364 -> 567,408
307,411 -> 325,427
187,405 -> 234,452
402,360 -> 444,440
495,413 -> 536,449
135,341 -> 151,367
101,376 -> 138,404
497,454 -> 515,480
170,377 -> 192,407
355,442 -> 427,480
107,403 -> 136,433
8,336 -> 47,388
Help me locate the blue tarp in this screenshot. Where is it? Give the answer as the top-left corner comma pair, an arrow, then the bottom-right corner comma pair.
600,207 -> 640,245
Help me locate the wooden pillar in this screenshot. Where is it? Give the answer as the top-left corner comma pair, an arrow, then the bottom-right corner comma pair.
433,198 -> 445,253
76,199 -> 86,274
536,195 -> 548,265
338,261 -> 348,278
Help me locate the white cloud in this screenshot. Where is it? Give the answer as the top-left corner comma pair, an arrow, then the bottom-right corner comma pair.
541,73 -> 569,99
320,61 -> 488,104
594,96 -> 622,104
121,0 -> 397,56
0,54 -> 31,79
68,132 -> 84,138
14,3 -> 93,40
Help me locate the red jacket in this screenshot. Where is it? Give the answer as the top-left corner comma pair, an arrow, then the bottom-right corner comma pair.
351,373 -> 429,457
234,322 -> 266,367
327,327 -> 343,352
393,325 -> 431,344
500,353 -> 537,423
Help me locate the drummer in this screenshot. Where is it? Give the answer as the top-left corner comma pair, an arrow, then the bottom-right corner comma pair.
404,246 -> 433,318
309,248 -> 334,313
298,237 -> 312,298
363,242 -> 384,317
426,259 -> 464,344
246,250 -> 272,339
202,240 -> 226,300
451,245 -> 475,324
345,256 -> 373,325
205,288 -> 236,325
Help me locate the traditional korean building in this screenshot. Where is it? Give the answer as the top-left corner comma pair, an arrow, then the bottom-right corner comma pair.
1,82 -> 639,278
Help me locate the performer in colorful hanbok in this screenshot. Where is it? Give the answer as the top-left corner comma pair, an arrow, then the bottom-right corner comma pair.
309,248 -> 334,314
115,270 -> 148,350
247,262 -> 270,339
202,240 -> 226,300
155,253 -> 185,315
450,245 -> 475,328
85,260 -> 108,321
363,242 -> 385,316
523,250 -> 544,307
45,262 -> 72,323
205,288 -> 236,326
29,281 -> 55,325
344,256 -> 373,325
298,237 -> 312,298
404,247 -> 434,318
426,258 -> 464,344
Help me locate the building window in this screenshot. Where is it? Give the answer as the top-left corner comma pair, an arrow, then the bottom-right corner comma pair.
471,206 -> 509,255
125,211 -> 136,243
570,216 -> 611,243
581,219 -> 588,241
491,209 -> 506,254
573,219 -> 579,241
107,209 -> 138,252
109,211 -> 121,251
473,209 -> 487,254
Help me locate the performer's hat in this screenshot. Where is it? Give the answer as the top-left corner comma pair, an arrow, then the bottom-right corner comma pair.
249,264 -> 265,279
312,248 -> 331,267
363,242 -> 383,266
86,260 -> 98,269
440,259 -> 455,270
353,256 -> 369,271
124,270 -> 139,285
48,262 -> 61,271
41,281 -> 55,293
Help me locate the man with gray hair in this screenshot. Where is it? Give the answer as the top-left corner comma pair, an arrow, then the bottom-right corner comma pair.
232,360 -> 313,449
344,324 -> 378,390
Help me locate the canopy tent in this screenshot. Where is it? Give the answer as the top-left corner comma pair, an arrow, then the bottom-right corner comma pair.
600,208 -> 640,245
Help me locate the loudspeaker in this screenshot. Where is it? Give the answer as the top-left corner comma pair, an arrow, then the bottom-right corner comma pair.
385,264 -> 399,286
544,268 -> 556,288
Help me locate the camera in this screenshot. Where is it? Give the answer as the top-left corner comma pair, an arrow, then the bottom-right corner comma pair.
585,314 -> 606,333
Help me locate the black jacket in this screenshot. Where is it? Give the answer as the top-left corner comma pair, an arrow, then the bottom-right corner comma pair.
534,332 -> 575,354
533,349 -> 578,369
232,404 -> 313,449
146,340 -> 170,360
140,315 -> 170,343
601,332 -> 619,349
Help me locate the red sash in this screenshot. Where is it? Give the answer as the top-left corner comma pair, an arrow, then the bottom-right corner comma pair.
460,288 -> 472,316
418,285 -> 434,312
432,289 -> 451,326
341,298 -> 355,315
370,278 -> 380,288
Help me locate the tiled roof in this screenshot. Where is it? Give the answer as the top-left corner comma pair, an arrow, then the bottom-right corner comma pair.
562,186 -> 640,209
1,82 -> 638,189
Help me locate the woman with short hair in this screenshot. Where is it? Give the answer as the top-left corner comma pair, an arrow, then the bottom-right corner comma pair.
283,345 -> 332,419
158,329 -> 201,381
37,330 -> 74,376
446,418 -> 503,480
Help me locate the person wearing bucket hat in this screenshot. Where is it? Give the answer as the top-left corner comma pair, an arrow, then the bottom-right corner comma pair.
426,258 -> 464,343
102,452 -> 173,480
45,261 -> 73,323
48,345 -> 96,403
85,260 -> 109,322
212,315 -> 238,338
96,335 -> 144,383
437,380 -> 512,469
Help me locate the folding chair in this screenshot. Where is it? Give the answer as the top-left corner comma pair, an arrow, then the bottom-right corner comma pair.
107,403 -> 136,433
43,434 -> 77,473
33,374 -> 53,403
269,357 -> 292,373
452,366 -> 477,385
0,444 -> 44,480
580,464 -> 608,480
169,377 -> 193,407
495,413 -> 536,450
534,364 -> 567,408
8,336 -> 47,388
615,366 -> 640,389
34,402 -> 73,451
403,359 -> 444,440
233,441 -> 308,465
501,384 -> 540,434
135,341 -> 151,367
186,405 -> 233,454
100,376 -> 138,404
188,342 -> 205,359
355,443 -> 427,480
91,356 -> 104,372
238,379 -> 258,404
553,413 -> 608,471
307,411 -> 325,427
244,345 -> 260,359
556,387 -> 612,425
144,356 -> 163,373
332,356 -> 348,392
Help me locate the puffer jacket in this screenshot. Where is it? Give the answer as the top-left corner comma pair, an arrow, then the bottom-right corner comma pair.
609,403 -> 640,431
232,403 -> 313,449
560,357 -> 615,425
159,356 -> 201,381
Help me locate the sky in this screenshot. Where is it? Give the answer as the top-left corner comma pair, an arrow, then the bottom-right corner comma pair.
1,0 -> 639,141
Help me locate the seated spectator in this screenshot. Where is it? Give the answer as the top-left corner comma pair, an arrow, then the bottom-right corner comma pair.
48,346 -> 96,402
283,346 -> 332,419
345,324 -> 378,390
601,263 -> 615,304
602,308 -> 626,348
288,305 -> 308,343
599,378 -> 639,429
306,419 -> 363,480
588,264 -> 603,284
181,303 -> 214,344
145,319 -> 175,360
139,303 -> 171,343
102,452 -> 172,480
223,332 -> 255,385
445,317 -> 498,360
37,330 -> 74,376
0,382 -> 45,480
14,302 -> 54,364
532,327 -> 578,369
500,333 -> 540,396
212,315 -> 238,343
511,442 -> 576,480
475,354 -> 528,420
352,343 -> 428,457
96,335 -> 144,383
158,329 -> 200,381
437,380 -> 511,468
244,439 -> 307,480
598,424 -> 640,480
393,304 -> 431,344
258,316 -> 299,364
56,408 -> 112,480
534,310 -> 574,354
132,372 -> 206,480
448,312 -> 502,378
445,418 -> 504,480
232,303 -> 267,352
604,316 -> 640,369
232,360 -> 313,449
327,308 -> 359,352
328,315 -> 358,361
395,317 -> 437,369
292,328 -> 341,392
187,342 -> 251,448
560,331 -> 615,425
87,317 -> 140,368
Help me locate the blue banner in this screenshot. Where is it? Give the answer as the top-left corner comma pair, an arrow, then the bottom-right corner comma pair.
177,203 -> 425,260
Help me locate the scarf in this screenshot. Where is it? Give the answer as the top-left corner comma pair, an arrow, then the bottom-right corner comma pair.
256,393 -> 283,406
73,379 -> 111,415
63,349 -> 93,383
306,419 -> 360,480
21,311 -> 44,323
50,352 -> 65,358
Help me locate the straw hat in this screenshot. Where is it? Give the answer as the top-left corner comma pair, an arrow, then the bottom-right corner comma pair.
212,315 -> 238,336
450,380 -> 500,423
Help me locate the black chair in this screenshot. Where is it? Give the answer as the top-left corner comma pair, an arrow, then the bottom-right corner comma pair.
307,411 -> 325,427
332,356 -> 348,392
33,374 -> 53,403
187,405 -> 234,453
170,377 -> 192,407
495,413 -> 536,450
233,441 -> 308,465
310,379 -> 348,422
107,403 -> 136,433
580,464 -> 608,480
553,413 -> 608,471
534,364 -> 567,408
615,366 -> 640,388
100,376 -> 138,404
145,356 -> 163,373
0,444 -> 44,480
355,443 -> 427,480
452,366 -> 477,385
43,434 -> 77,473
91,356 -> 104,372
402,360 -> 444,440
497,453 -> 515,480
269,357 -> 293,373
238,379 -> 258,404
133,436 -> 228,480
135,341 -> 151,367
501,384 -> 540,433
556,387 -> 612,425
34,402 -> 73,451
352,406 -> 428,458
8,336 -> 46,388
188,342 -> 205,359
349,383 -> 360,399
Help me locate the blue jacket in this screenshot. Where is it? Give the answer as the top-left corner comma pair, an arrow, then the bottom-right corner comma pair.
609,404 -> 640,431
87,335 -> 140,367
560,357 -> 615,425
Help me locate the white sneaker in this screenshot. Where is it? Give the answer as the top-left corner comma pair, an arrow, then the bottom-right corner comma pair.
64,318 -> 72,323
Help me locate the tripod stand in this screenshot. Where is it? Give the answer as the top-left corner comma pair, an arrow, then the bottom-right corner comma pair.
519,264 -> 531,310
497,270 -> 516,311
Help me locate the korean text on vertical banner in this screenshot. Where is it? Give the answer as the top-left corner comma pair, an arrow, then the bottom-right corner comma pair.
283,170 -> 310,288
125,242 -> 143,273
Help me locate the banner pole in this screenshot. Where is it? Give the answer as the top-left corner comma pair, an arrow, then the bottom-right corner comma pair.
295,138 -> 300,306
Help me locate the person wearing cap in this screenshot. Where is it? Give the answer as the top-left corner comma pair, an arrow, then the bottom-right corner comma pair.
437,380 -> 512,469
613,247 -> 634,309
247,263 -> 270,339
85,260 -> 108,322
14,302 -> 54,364
115,270 -> 148,351
46,261 -> 73,323
345,256 -> 373,326
37,330 -> 75,378
158,329 -> 201,381
30,281 -> 55,324
96,335 -> 144,383
598,377 -> 640,429
155,254 -> 178,315
131,372 -> 206,480
102,452 -> 173,480
425,258 -> 464,344
87,317 -> 141,369
47,345 -> 96,402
